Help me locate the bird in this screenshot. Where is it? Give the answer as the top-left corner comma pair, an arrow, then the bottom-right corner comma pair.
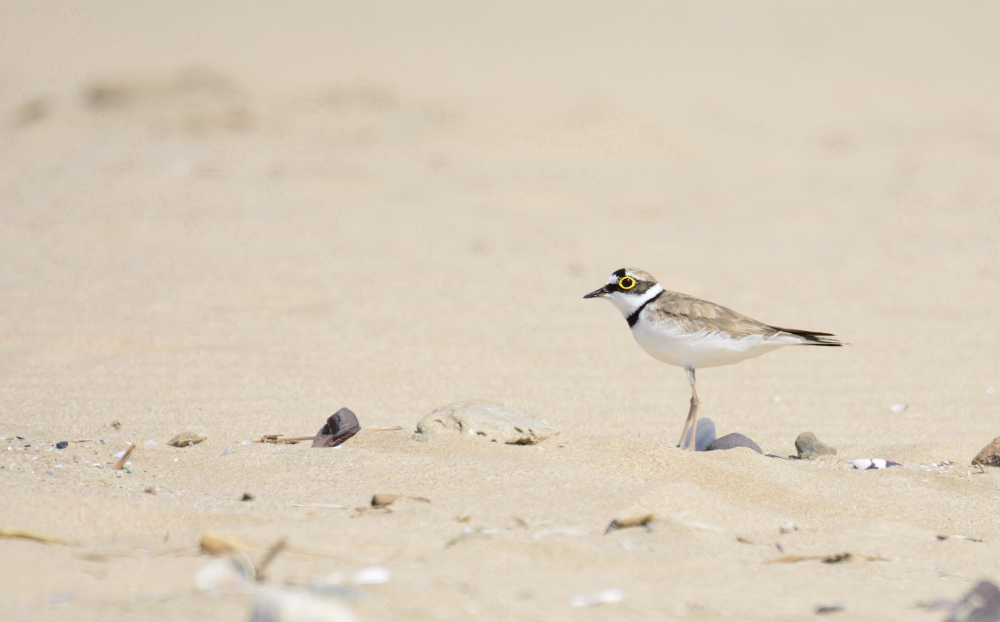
584,268 -> 842,450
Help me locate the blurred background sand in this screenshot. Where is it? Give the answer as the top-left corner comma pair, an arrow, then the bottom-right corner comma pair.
1,2 -> 999,620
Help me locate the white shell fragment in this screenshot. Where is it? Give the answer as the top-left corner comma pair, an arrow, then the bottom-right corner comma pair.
889,403 -> 908,413
222,444 -> 234,456
250,587 -> 360,622
568,588 -> 624,607
112,450 -> 127,459
852,458 -> 901,470
349,566 -> 390,585
194,554 -> 255,593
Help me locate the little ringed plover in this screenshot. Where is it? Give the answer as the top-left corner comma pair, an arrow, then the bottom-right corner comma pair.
584,268 -> 842,450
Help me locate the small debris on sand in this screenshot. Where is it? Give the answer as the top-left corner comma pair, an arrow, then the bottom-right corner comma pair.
242,492 -> 255,502
168,431 -> 208,447
971,436 -> 1000,467
350,566 -> 390,585
55,441 -> 68,450
413,400 -> 558,445
851,458 -> 901,470
370,493 -> 430,508
113,443 -> 136,470
201,532 -> 248,556
605,512 -> 657,534
765,552 -> 887,564
313,408 -> 361,448
250,587 -> 360,622
194,553 -> 255,593
0,529 -> 75,546
706,433 -> 762,453
936,534 -> 984,543
568,588 -> 624,607
795,432 -> 837,459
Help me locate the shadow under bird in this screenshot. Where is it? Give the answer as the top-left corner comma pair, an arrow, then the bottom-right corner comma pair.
584,268 -> 842,450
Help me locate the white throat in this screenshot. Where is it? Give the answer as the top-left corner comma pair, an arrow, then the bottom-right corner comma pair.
605,283 -> 663,319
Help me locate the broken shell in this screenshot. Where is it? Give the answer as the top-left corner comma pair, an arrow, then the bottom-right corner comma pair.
312,408 -> 361,448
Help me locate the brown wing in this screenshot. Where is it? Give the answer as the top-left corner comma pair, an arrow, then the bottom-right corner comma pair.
644,291 -> 780,339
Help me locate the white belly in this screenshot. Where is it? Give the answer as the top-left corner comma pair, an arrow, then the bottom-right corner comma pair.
630,320 -> 796,369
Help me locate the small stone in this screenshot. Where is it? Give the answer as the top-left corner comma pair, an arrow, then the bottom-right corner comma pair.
816,603 -> 844,614
706,433 -> 762,454
168,431 -> 207,447
55,441 -> 68,450
889,403 -> 909,413
694,418 -> 716,451
143,486 -> 157,495
241,492 -> 254,502
413,400 -> 558,445
312,408 -> 361,448
795,432 -> 837,459
971,436 -> 1000,467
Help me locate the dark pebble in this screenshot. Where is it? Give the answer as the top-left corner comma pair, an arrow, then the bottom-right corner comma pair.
312,407 -> 361,448
56,441 -> 69,450
706,433 -> 762,454
241,492 -> 254,502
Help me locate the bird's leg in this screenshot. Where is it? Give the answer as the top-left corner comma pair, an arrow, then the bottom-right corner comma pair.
677,366 -> 699,450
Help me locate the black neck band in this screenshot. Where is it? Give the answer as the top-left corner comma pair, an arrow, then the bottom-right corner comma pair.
627,290 -> 663,328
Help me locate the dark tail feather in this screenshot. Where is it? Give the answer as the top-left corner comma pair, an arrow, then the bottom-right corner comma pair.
769,326 -> 844,347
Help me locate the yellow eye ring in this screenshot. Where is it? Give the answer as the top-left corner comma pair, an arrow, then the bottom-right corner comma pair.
618,276 -> 636,290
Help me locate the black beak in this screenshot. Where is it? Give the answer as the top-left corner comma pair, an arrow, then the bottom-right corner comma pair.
583,285 -> 610,299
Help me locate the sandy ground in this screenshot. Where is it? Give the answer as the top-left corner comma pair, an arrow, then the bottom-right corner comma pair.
2,2 -> 1000,620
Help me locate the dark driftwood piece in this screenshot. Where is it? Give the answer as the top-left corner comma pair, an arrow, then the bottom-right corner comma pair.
312,408 -> 361,448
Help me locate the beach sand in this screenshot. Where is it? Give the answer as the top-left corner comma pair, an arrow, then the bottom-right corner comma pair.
1,2 -> 999,620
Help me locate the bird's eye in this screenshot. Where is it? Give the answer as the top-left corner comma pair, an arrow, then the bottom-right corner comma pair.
618,276 -> 636,290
